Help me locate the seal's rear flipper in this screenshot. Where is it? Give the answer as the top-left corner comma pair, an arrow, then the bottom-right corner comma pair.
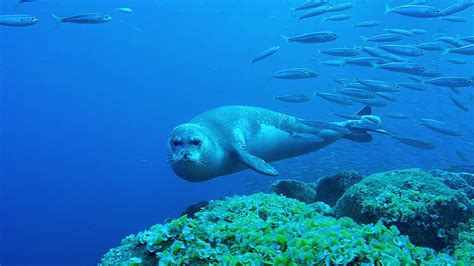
237,151 -> 279,176
344,132 -> 373,142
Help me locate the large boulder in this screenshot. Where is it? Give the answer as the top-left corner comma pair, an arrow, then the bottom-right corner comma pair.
269,179 -> 317,203
314,171 -> 364,206
334,168 -> 473,251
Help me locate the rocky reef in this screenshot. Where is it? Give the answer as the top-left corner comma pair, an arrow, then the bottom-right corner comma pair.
100,168 -> 473,265
334,169 -> 472,251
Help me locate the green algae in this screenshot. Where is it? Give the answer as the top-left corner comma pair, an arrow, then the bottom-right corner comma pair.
100,193 -> 464,265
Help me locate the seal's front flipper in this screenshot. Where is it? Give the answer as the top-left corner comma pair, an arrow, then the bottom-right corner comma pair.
237,151 -> 279,176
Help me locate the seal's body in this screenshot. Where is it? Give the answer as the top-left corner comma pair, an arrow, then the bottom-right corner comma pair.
168,105 -> 379,182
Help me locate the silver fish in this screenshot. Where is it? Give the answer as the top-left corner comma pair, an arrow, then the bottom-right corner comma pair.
358,79 -> 400,92
298,6 -> 331,20
53,13 -> 112,24
399,82 -> 426,91
283,31 -> 338,43
447,58 -> 469,64
324,14 -> 352,21
415,42 -> 445,51
384,28 -> 415,36
320,47 -> 360,56
436,36 -> 464,47
0,14 -> 39,26
116,8 -> 133,14
252,46 -> 280,63
292,0 -> 329,11
425,77 -> 473,87
419,118 -> 463,136
378,45 -> 425,56
461,35 -> 474,43
392,135 -> 436,150
410,28 -> 427,34
353,21 -> 380,27
317,92 -> 354,105
440,16 -> 467,22
271,68 -> 318,80
361,33 -> 405,42
327,2 -> 357,12
450,94 -> 469,112
274,94 -> 313,103
455,149 -> 471,162
375,62 -> 425,75
440,1 -> 474,16
385,4 -> 442,18
445,44 -> 474,55
417,69 -> 441,78
345,57 -> 390,67
321,59 -> 346,66
336,88 -> 376,99
362,46 -> 405,62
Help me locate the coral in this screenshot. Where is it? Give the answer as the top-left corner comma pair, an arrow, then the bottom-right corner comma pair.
314,171 -> 365,206
100,193 -> 461,265
269,179 -> 317,203
334,168 -> 473,251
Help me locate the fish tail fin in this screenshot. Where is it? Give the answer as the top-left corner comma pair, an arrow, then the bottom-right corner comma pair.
384,4 -> 391,15
370,62 -> 379,69
356,105 -> 371,116
360,35 -> 368,42
280,35 -> 289,42
268,72 -> 273,82
52,14 -> 63,23
441,47 -> 451,55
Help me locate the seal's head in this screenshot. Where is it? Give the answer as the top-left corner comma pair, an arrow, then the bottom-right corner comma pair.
168,123 -> 221,182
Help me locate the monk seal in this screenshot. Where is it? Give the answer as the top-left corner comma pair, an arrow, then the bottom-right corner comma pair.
168,105 -> 385,182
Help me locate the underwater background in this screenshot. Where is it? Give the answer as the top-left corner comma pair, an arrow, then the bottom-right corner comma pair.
1,0 -> 473,265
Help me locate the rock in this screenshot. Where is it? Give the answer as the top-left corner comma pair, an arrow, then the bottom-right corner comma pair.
429,169 -> 474,199
334,168 -> 473,251
314,171 -> 364,206
269,179 -> 317,203
180,200 -> 209,218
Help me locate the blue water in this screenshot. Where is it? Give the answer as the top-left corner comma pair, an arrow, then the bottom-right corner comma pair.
1,0 -> 473,264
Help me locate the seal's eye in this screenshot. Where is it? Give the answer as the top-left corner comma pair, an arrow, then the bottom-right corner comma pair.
172,140 -> 181,147
191,139 -> 201,146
